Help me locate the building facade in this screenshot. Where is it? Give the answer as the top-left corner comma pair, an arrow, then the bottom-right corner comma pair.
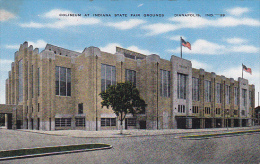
4,41 -> 255,130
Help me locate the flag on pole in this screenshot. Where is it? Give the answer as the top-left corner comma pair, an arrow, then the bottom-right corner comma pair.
242,64 -> 252,74
181,38 -> 191,50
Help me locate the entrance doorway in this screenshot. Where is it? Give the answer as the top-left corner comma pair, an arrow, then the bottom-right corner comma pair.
139,121 -> 146,129
37,118 -> 40,130
176,117 -> 186,129
192,118 -> 200,129
205,118 -> 212,128
7,114 -> 12,129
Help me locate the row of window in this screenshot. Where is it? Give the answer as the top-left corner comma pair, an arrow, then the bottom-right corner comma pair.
193,81 -> 252,108
55,118 -> 85,127
18,60 -> 41,102
100,118 -> 137,127
26,103 -> 40,113
192,107 -> 240,115
20,63 -> 253,108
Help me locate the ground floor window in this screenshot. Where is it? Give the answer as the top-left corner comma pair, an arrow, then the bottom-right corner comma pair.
76,117 -> 85,127
101,118 -> 116,126
55,118 -> 71,127
126,118 -> 136,126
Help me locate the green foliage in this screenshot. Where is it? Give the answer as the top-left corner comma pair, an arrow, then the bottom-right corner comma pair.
99,82 -> 146,123
0,144 -> 111,158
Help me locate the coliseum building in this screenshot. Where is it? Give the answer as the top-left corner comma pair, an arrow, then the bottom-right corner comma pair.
2,41 -> 255,130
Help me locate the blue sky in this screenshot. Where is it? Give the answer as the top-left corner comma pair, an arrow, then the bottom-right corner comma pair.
0,0 -> 259,106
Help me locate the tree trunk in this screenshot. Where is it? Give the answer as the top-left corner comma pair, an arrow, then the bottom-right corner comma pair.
120,120 -> 123,134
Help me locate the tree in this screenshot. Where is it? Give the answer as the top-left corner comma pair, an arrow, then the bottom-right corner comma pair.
99,82 -> 146,134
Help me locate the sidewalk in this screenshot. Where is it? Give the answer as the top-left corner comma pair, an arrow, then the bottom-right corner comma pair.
18,126 -> 260,138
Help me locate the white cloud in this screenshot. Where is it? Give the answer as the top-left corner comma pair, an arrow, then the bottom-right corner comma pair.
5,40 -> 47,49
226,7 -> 249,16
107,19 -> 146,30
138,4 -> 143,7
213,17 -> 260,27
142,23 -> 178,35
100,43 -> 154,55
190,59 -> 212,70
127,46 -> 154,55
0,59 -> 13,72
20,22 -> 44,28
100,43 -> 122,54
28,40 -> 47,49
0,9 -> 15,22
5,44 -> 20,49
167,39 -> 259,55
168,39 -> 226,55
142,14 -> 260,35
20,9 -> 101,29
230,45 -> 259,53
0,59 -> 13,65
225,37 -> 248,44
169,35 -> 187,41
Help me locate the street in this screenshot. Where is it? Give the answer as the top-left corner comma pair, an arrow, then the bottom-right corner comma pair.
0,129 -> 259,164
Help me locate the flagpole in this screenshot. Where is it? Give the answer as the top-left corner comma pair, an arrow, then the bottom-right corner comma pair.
180,37 -> 182,58
242,63 -> 243,79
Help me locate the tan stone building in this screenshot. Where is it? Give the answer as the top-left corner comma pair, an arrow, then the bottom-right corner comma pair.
3,41 -> 255,130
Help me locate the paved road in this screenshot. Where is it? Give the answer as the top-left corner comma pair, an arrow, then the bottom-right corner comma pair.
0,129 -> 259,164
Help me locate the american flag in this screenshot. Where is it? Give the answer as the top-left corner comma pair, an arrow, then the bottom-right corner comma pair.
242,64 -> 252,74
181,38 -> 191,50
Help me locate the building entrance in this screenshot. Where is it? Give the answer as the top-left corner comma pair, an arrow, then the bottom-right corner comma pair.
176,117 -> 186,129
192,118 -> 200,129
205,118 -> 212,128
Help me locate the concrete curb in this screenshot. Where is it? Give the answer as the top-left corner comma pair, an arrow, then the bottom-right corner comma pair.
177,129 -> 260,139
0,144 -> 112,161
16,126 -> 260,138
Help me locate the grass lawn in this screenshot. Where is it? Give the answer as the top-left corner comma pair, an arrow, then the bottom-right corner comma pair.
0,143 -> 111,159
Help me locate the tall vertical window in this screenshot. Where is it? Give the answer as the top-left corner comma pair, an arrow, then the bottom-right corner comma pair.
55,66 -> 71,96
160,70 -> 170,97
249,91 -> 252,107
38,68 -> 40,96
234,87 -> 239,105
177,73 -> 187,99
78,103 -> 83,114
125,69 -> 136,87
192,77 -> 199,101
32,65 -> 34,98
18,59 -> 23,102
225,85 -> 230,104
205,80 -> 211,102
242,89 -> 247,107
216,83 -> 221,103
101,64 -> 116,92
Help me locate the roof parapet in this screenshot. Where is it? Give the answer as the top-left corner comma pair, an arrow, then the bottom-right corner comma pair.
147,54 -> 160,64
199,68 -> 205,75
83,46 -> 101,57
33,48 -> 39,55
40,49 -> 55,60
115,52 -> 125,62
